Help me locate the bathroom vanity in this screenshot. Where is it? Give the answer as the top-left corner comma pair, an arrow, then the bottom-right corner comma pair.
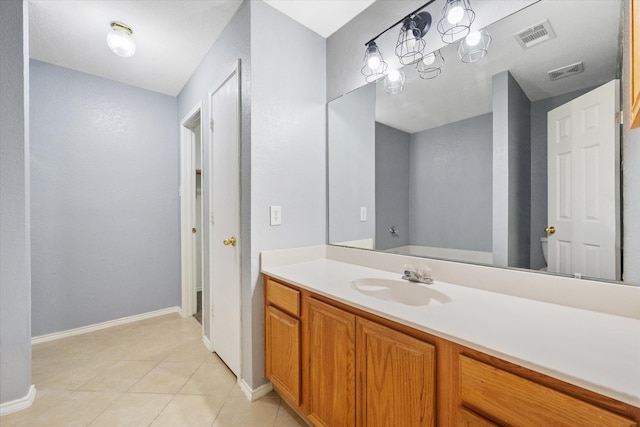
261,245 -> 640,426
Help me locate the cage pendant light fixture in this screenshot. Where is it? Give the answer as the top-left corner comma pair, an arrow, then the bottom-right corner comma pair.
416,49 -> 444,79
458,28 -> 491,63
361,41 -> 388,82
395,11 -> 432,65
383,68 -> 406,95
437,0 -> 475,44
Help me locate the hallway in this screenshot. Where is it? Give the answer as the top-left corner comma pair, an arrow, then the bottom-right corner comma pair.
0,314 -> 306,426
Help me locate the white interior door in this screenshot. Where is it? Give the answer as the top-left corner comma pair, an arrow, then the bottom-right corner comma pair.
547,79 -> 620,280
209,61 -> 241,376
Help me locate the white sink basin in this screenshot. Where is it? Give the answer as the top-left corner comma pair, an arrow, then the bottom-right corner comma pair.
350,278 -> 451,306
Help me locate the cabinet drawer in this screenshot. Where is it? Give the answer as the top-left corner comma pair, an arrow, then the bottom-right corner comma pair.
266,278 -> 300,316
459,355 -> 636,427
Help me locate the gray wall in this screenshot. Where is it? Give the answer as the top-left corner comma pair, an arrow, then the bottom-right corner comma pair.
0,0 -> 32,405
529,87 -> 595,270
622,0 -> 640,283
250,0 -> 327,388
492,72 -> 531,268
30,61 -> 180,336
328,84 -> 376,245
410,114 -> 493,251
177,0 -> 250,342
375,122 -> 410,250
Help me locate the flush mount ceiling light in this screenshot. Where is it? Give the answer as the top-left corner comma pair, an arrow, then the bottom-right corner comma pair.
383,68 -> 406,95
107,21 -> 136,57
458,28 -> 491,63
395,11 -> 432,65
361,41 -> 388,82
416,49 -> 444,79
437,0 -> 475,44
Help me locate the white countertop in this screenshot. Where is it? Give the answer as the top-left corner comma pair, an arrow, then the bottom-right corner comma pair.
262,256 -> 640,408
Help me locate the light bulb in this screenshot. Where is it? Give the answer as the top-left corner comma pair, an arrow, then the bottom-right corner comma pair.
405,35 -> 416,49
368,55 -> 381,70
447,5 -> 464,24
388,69 -> 401,82
466,30 -> 481,46
422,53 -> 436,65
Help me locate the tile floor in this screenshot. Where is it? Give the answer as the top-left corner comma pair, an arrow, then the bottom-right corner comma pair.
0,313 -> 308,427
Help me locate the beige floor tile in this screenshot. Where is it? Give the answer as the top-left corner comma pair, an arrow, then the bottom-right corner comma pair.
162,338 -> 215,363
99,335 -> 180,361
79,360 -> 159,392
32,357 -> 115,391
32,336 -> 113,360
88,392 -> 173,427
178,360 -> 236,396
274,401 -> 310,427
2,314 -> 278,427
29,391 -> 120,427
150,394 -> 224,427
128,361 -> 202,393
0,390 -> 74,427
212,395 -> 282,427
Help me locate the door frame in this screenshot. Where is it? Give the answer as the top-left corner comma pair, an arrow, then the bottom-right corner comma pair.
180,103 -> 204,318
208,59 -> 242,375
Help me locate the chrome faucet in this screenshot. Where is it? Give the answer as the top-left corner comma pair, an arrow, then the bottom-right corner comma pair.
402,266 -> 433,284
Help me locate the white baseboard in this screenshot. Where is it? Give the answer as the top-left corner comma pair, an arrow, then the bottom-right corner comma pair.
31,306 -> 181,344
0,385 -> 36,416
202,335 -> 214,352
239,378 -> 273,402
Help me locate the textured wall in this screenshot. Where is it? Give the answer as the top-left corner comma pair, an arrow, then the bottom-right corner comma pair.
250,0 -> 327,387
328,83 -> 376,245
177,0 -> 250,342
375,122 -> 410,250
493,72 -> 531,268
410,114 -> 493,251
0,0 -> 32,406
30,61 -> 180,336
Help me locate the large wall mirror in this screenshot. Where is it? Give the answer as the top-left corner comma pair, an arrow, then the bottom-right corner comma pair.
328,0 -> 632,284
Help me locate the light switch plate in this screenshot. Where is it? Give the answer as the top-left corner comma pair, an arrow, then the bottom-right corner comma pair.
270,205 -> 282,226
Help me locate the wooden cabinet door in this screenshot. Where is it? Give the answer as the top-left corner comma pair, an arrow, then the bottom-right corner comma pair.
265,305 -> 300,405
356,317 -> 436,427
306,298 -> 356,427
457,408 -> 498,427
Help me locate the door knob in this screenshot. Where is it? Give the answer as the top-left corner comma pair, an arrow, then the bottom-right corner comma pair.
192,227 -> 197,234
223,236 -> 237,246
545,226 -> 556,235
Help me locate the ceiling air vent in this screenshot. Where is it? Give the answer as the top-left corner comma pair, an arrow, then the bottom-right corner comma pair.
548,62 -> 585,81
515,19 -> 556,49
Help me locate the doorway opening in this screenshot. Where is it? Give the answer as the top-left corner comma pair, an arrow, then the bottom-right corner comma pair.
180,105 -> 205,327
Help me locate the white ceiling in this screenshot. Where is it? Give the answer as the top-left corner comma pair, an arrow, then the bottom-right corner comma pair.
28,0 -> 375,96
263,0 -> 375,38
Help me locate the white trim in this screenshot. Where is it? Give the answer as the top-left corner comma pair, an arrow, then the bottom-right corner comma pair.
239,378 -> 273,402
202,334 -> 214,352
31,307 -> 180,344
180,102 -> 203,318
0,385 -> 36,416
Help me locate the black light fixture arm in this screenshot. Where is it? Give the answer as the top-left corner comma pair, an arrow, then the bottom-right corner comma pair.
364,0 -> 438,46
